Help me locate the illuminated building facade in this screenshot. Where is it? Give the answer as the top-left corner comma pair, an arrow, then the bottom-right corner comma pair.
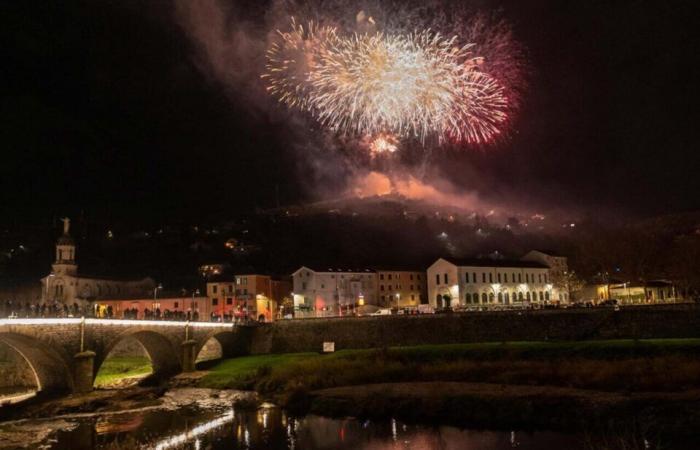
427,257 -> 555,309
40,218 -> 155,307
291,267 -> 377,316
94,294 -> 210,320
521,250 -> 571,302
206,275 -> 291,321
376,269 -> 426,307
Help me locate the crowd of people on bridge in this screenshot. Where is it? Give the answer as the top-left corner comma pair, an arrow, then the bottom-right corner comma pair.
1,300 -> 259,324
1,300 -> 88,319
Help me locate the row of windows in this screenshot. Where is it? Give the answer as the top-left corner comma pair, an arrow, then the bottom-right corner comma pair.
436,272 -> 548,285
380,284 -> 421,291
379,273 -> 422,281
212,297 -> 240,306
211,285 -> 250,295
381,294 -> 420,302
459,291 -> 551,304
465,272 -> 548,284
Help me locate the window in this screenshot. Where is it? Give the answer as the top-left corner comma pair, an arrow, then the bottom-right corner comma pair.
545,291 -> 550,301
417,274 -> 421,280
482,293 -> 488,303
472,273 -> 476,283
504,273 -> 508,283
435,274 -> 440,285
174,302 -> 179,308
525,274 -> 529,283
227,298 -> 233,305
539,291 -> 544,301
212,298 -> 219,305
411,294 -> 415,301
538,274 -> 542,283
410,274 -> 414,280
498,293 -> 503,303
410,285 -> 414,291
381,295 -> 385,302
380,274 -> 384,280
482,273 -> 486,283
497,273 -> 501,283
388,274 -> 393,280
489,273 -> 493,283
228,285 -> 233,293
505,292 -> 510,302
443,273 -> 448,284
465,273 -> 469,283
302,282 -> 307,290
380,285 -> 385,291
518,274 -> 522,283
518,292 -> 523,301
526,292 -> 531,301
388,285 -> 392,290
212,285 -> 218,294
321,284 -> 325,289
489,293 -> 495,303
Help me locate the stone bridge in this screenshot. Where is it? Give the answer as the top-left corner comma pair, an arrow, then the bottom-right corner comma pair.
0,318 -> 245,394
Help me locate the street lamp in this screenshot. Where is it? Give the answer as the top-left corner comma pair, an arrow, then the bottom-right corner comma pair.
191,288 -> 200,320
152,283 -> 163,318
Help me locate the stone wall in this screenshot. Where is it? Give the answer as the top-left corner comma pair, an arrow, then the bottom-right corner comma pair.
250,304 -> 700,354
0,342 -> 36,388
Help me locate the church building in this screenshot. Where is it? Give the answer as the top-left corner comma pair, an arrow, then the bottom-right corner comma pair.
40,218 -> 155,307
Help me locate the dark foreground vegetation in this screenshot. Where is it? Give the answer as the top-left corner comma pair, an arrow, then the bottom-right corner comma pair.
198,339 -> 700,445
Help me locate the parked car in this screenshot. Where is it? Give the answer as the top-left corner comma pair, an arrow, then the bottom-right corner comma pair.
371,308 -> 392,316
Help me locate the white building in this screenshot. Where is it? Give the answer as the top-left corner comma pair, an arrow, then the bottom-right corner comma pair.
292,266 -> 377,316
427,257 -> 556,309
521,250 -> 570,302
40,218 -> 155,307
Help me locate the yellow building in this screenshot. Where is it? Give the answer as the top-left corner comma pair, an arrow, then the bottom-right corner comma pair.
376,269 -> 426,308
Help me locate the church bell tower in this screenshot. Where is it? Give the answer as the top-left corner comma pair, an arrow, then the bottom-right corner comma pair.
52,217 -> 78,276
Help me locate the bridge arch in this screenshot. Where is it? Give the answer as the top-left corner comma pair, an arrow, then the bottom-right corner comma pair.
0,332 -> 73,393
97,329 -> 181,382
195,330 -> 241,364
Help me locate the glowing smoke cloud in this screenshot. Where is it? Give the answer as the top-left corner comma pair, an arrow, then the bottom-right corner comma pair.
263,17 -> 509,145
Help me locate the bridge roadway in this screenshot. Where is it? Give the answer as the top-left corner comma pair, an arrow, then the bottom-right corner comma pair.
0,318 -> 238,394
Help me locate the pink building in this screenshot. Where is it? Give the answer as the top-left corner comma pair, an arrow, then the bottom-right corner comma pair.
94,295 -> 211,321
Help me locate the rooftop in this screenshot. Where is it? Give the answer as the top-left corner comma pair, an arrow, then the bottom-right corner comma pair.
442,257 -> 549,269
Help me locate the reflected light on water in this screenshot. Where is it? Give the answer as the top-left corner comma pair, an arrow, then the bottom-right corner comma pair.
151,410 -> 234,450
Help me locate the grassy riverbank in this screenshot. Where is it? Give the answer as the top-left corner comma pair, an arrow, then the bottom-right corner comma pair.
197,339 -> 700,438
198,339 -> 700,394
94,356 -> 152,387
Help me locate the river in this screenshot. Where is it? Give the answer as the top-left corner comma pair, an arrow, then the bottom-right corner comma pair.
0,388 -> 644,449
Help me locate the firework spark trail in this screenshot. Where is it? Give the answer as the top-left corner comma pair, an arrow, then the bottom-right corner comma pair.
263,19 -> 509,145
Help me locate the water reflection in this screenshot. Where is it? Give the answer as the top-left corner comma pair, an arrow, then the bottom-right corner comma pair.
4,397 -> 585,450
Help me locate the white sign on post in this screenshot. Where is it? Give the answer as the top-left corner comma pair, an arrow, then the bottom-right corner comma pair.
322,341 -> 335,353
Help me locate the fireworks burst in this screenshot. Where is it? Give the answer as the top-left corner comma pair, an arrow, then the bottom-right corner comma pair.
368,133 -> 399,154
263,16 -> 511,146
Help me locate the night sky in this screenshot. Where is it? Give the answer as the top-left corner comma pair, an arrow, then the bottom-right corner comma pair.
2,0 -> 698,226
